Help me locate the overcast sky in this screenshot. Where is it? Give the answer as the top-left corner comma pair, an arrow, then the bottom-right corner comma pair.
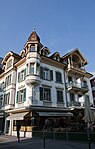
0,0 -> 95,72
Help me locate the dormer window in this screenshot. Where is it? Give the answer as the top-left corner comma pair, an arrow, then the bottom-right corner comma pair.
7,59 -> 12,69
43,50 -> 48,56
54,56 -> 60,61
41,47 -> 50,56
30,46 -> 35,52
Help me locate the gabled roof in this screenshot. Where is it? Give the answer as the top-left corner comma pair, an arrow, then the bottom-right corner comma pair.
2,51 -> 21,64
50,52 -> 61,58
41,46 -> 51,54
62,48 -> 88,65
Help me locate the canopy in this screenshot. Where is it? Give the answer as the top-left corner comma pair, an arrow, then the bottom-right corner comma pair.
7,112 -> 28,120
37,112 -> 73,117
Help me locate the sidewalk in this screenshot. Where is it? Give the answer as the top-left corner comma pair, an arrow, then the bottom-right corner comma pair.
0,135 -> 95,149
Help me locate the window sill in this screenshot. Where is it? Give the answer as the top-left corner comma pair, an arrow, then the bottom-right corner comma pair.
43,100 -> 52,103
55,81 -> 63,84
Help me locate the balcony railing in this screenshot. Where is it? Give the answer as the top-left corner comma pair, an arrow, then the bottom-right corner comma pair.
67,101 -> 81,107
66,82 -> 88,90
67,62 -> 86,74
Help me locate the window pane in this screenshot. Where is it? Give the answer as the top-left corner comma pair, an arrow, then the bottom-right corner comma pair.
43,69 -> 49,80
30,46 -> 35,51
30,64 -> 34,74
57,90 -> 63,102
56,72 -> 62,83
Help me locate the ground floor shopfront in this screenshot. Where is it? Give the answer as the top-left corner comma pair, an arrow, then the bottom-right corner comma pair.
4,106 -> 73,138
4,106 -> 95,138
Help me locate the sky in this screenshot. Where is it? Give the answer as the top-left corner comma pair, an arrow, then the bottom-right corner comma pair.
0,0 -> 95,72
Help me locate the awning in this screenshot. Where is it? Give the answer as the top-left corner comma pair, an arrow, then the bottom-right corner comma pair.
37,112 -> 73,117
7,112 -> 28,120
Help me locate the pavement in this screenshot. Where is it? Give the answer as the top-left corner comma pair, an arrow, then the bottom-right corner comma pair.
0,135 -> 95,149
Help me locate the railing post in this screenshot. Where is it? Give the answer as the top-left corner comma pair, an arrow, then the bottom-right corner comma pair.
66,127 -> 68,141
87,123 -> 91,149
54,130 -> 56,140
43,130 -> 45,148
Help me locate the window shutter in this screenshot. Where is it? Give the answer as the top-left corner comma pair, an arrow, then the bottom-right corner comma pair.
40,66 -> 43,79
24,69 -> 26,79
18,72 -> 20,82
48,88 -> 51,101
50,70 -> 53,81
16,92 -> 18,103
40,87 -> 43,100
23,89 -> 26,101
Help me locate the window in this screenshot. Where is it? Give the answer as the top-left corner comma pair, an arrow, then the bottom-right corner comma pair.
54,56 -> 60,61
40,66 -> 53,81
56,72 -> 62,83
30,63 -> 34,74
1,81 -> 5,89
43,69 -> 50,80
43,50 -> 48,56
16,89 -> 26,103
68,76 -> 72,83
57,90 -> 63,102
4,93 -> 10,105
70,93 -> 75,102
91,79 -> 95,87
30,46 -> 35,52
18,69 -> 26,82
7,59 -> 12,69
5,74 -> 11,87
36,63 -> 40,75
40,87 -> 51,101
0,95 -> 3,107
92,91 -> 95,97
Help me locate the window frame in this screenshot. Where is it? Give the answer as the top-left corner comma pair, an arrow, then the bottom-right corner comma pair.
57,89 -> 64,103
56,71 -> 62,83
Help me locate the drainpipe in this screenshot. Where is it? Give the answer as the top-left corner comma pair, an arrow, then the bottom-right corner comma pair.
63,70 -> 68,107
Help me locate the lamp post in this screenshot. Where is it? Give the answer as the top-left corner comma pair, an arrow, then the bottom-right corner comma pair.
84,96 -> 92,149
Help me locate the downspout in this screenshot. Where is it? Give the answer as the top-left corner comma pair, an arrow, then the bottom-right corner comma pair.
63,70 -> 68,107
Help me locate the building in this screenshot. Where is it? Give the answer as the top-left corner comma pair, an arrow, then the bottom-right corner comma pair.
90,72 -> 95,106
0,31 -> 93,137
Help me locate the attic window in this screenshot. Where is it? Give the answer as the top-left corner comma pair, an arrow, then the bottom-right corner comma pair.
55,56 -> 60,61
7,59 -> 12,69
43,50 -> 48,56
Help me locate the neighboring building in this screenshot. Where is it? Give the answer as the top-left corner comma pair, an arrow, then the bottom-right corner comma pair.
90,72 -> 95,106
0,31 -> 93,137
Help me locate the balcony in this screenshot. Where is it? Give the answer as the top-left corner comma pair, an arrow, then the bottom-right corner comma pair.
25,74 -> 40,85
26,52 -> 41,60
67,62 -> 86,77
67,101 -> 81,107
66,82 -> 89,93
